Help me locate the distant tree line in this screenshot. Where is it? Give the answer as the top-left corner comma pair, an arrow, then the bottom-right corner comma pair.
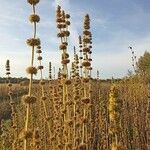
0,77 -> 29,84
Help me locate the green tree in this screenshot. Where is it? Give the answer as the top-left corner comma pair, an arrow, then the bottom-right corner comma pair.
137,51 -> 150,83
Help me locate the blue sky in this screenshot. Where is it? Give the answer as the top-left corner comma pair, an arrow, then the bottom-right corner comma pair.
0,0 -> 150,79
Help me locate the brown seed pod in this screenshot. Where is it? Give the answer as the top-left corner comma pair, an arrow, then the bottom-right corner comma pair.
83,38 -> 91,43
83,30 -> 91,36
82,61 -> 91,67
75,122 -> 80,128
29,14 -> 40,23
62,53 -> 69,59
81,97 -> 90,104
37,56 -> 42,61
26,38 -> 41,47
65,79 -> 71,85
81,117 -> 88,124
65,31 -> 70,37
89,51 -> 92,54
41,96 -> 47,101
57,24 -> 62,29
57,32 -> 65,38
8,91 -> 13,95
62,42 -> 68,46
82,78 -> 89,83
6,72 -> 10,75
62,24 -> 67,28
59,44 -> 67,50
66,120 -> 73,126
23,130 -> 33,139
57,143 -> 63,149
83,48 -> 90,53
61,59 -> 70,65
7,83 -> 12,87
65,14 -> 70,18
22,95 -> 37,104
56,13 -> 62,18
66,142 -> 72,148
66,21 -> 71,26
10,101 -> 15,106
61,108 -> 67,114
56,18 -> 62,23
46,116 -> 51,121
12,125 -> 17,129
88,58 -> 92,61
26,66 -> 37,75
61,73 -> 67,78
37,45 -> 41,49
39,80 -> 45,85
74,95 -> 80,100
36,49 -> 42,53
37,65 -> 44,70
27,0 -> 39,5
78,143 -> 87,150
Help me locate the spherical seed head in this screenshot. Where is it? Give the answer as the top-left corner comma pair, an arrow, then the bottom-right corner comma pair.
41,96 -> 47,101
29,14 -> 40,23
39,80 -> 45,85
82,61 -> 91,67
61,59 -> 70,65
65,14 -> 70,19
57,32 -> 65,38
83,30 -> 91,36
7,83 -> 12,87
66,142 -> 72,148
65,31 -> 70,37
36,49 -> 42,53
57,143 -> 63,149
83,47 -> 90,53
78,143 -> 87,150
83,38 -> 91,44
59,44 -> 67,50
82,77 -> 89,83
37,65 -> 44,70
23,130 -> 33,139
66,20 -> 71,26
81,97 -> 90,104
22,95 -> 37,104
26,66 -> 37,75
26,38 -> 41,47
27,0 -> 39,5
65,79 -> 72,85
37,45 -> 41,49
37,56 -> 42,61
6,72 -> 11,75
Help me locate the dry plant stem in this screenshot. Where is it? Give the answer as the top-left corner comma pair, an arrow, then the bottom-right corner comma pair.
24,4 -> 36,150
5,61 -> 18,150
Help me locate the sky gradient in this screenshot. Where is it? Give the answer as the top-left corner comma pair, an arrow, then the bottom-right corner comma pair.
0,0 -> 150,78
